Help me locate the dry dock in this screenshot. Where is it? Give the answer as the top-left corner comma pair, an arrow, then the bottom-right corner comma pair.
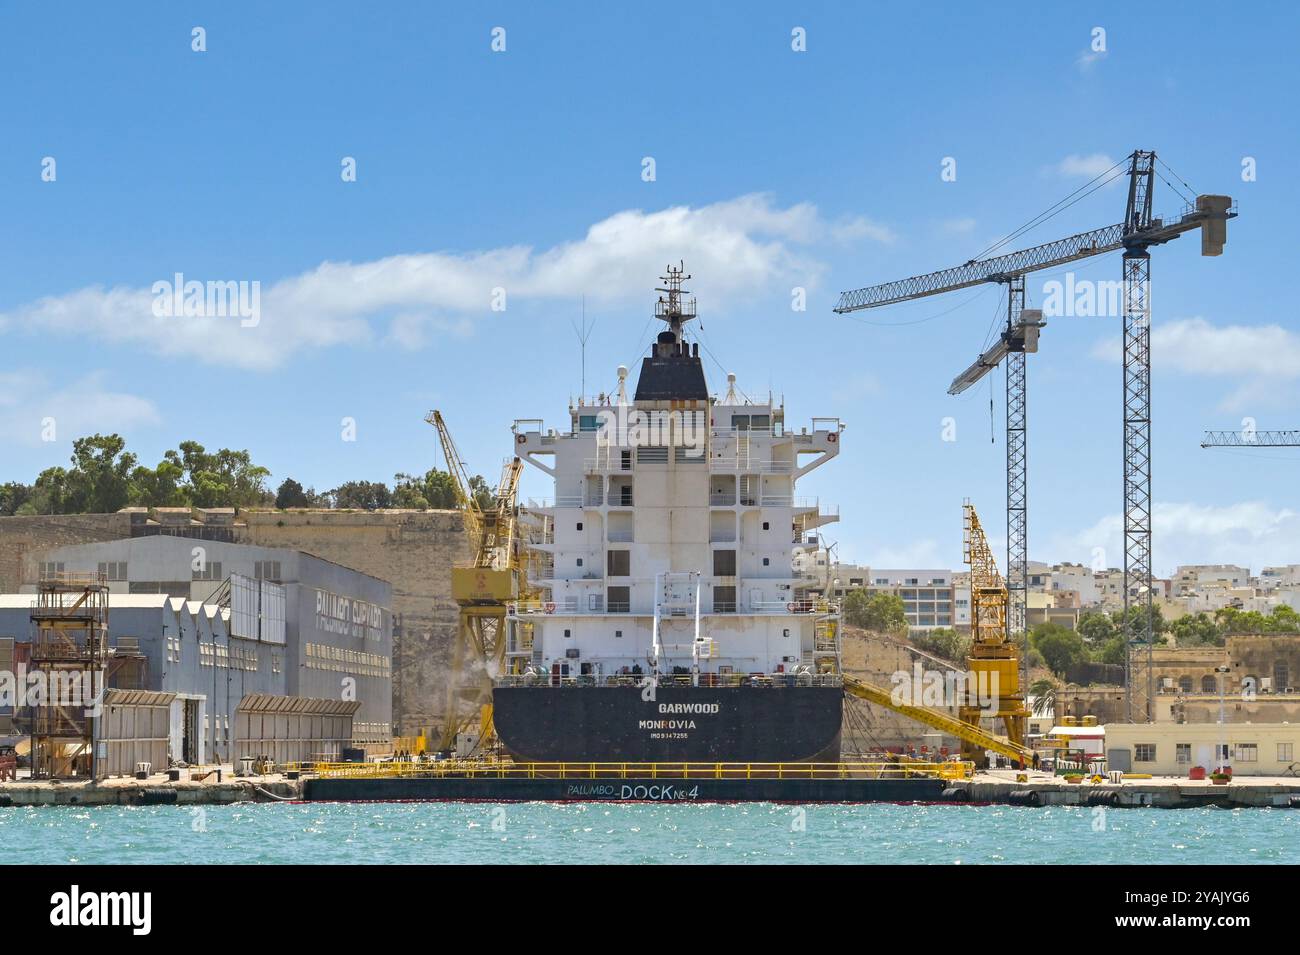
0,767 -> 301,807
950,769 -> 1300,808
4,765 -> 1300,807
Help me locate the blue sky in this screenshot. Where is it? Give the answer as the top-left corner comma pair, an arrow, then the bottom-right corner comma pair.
2,2 -> 1298,574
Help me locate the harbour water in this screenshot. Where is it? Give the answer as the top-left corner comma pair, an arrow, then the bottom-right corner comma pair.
4,803 -> 1297,865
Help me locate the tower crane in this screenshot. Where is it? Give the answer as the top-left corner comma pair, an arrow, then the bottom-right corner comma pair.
836,150 -> 1236,722
425,410 -> 527,752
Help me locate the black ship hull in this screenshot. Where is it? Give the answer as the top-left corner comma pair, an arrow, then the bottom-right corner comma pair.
491,684 -> 843,763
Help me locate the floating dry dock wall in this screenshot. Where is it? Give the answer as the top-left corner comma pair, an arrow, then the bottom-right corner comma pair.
4,768 -> 1300,807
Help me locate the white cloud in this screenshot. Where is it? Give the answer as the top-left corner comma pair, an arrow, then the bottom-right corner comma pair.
0,194 -> 890,371
1092,317 -> 1300,410
1051,500 -> 1300,576
1075,49 -> 1107,73
829,216 -> 897,244
0,371 -> 161,447
939,217 -> 977,236
1055,153 -> 1118,179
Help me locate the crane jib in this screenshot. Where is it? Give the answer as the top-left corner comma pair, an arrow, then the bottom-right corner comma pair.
833,222 -> 1126,313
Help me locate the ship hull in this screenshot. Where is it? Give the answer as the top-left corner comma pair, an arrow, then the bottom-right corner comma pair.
491,684 -> 843,763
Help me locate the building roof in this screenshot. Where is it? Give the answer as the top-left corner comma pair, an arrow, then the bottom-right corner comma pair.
0,593 -> 173,610
1048,725 -> 1106,737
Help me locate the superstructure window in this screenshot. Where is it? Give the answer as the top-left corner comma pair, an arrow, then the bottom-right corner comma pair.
607,587 -> 630,613
1134,743 -> 1156,762
254,560 -> 282,581
607,551 -> 630,576
713,550 -> 736,577
713,586 -> 736,613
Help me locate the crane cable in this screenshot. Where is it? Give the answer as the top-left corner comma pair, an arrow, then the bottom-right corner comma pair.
969,157 -> 1129,262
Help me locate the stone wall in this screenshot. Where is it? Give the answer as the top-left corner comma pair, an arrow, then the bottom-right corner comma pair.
0,513 -> 130,593
840,627 -> 966,752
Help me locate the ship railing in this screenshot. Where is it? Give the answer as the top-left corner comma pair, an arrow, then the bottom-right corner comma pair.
310,759 -> 975,782
710,460 -> 795,474
710,425 -> 780,438
494,672 -> 844,688
749,599 -> 819,613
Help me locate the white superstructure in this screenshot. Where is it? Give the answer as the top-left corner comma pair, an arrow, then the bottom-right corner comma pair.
504,266 -> 844,687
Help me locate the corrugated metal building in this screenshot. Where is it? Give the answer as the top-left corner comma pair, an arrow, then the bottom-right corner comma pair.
0,536 -> 393,771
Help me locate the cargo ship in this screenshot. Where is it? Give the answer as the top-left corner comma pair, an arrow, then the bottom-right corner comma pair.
303,266 -> 968,802
494,264 -> 847,763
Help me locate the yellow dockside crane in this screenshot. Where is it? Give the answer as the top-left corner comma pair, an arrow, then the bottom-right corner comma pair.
961,501 -> 1029,764
425,410 -> 528,752
841,501 -> 1035,769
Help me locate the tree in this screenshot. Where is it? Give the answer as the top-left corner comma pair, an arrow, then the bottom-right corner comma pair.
128,458 -> 189,507
1098,634 -> 1127,666
1030,622 -> 1087,678
1077,610 -> 1116,645
1113,603 -> 1167,640
468,474 -> 493,511
422,469 -> 460,509
58,434 -> 138,513
842,590 -> 908,634
1169,611 -> 1223,647
1028,677 -> 1057,717
391,473 -> 430,510
1217,605 -> 1300,634
911,626 -> 970,663
168,441 -> 271,507
332,480 -> 393,510
275,478 -> 312,509
0,482 -> 33,516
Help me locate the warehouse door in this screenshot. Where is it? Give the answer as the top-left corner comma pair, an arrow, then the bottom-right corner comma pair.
183,699 -> 200,764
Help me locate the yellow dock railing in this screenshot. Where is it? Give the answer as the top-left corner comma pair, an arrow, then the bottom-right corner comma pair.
309,759 -> 974,782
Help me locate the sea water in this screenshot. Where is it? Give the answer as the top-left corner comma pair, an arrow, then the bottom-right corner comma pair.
3,802 -> 1297,865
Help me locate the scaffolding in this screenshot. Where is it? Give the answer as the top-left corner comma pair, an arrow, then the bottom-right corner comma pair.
29,574 -> 110,779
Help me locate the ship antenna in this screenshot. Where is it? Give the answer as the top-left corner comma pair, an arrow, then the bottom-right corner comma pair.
724,372 -> 738,405
616,365 -> 629,406
571,297 -> 595,402
654,260 -> 697,343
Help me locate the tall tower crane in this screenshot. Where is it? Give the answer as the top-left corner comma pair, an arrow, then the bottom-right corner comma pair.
425,410 -> 527,751
836,150 -> 1235,722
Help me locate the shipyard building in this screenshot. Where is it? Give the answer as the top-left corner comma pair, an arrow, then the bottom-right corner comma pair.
0,536 -> 392,772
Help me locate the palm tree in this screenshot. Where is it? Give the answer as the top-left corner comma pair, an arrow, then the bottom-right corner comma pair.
1029,678 -> 1057,717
